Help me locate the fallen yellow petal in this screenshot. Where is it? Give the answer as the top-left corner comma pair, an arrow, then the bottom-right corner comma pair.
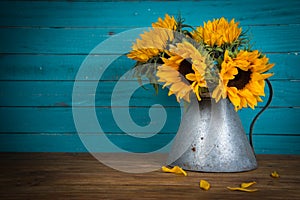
161,166 -> 187,176
241,181 -> 257,189
271,171 -> 280,178
199,179 -> 210,191
227,187 -> 258,192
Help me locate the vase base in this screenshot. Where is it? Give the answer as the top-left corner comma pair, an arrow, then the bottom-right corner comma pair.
168,146 -> 258,172
168,161 -> 258,173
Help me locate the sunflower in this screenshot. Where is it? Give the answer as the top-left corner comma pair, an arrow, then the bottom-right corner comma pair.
127,28 -> 173,62
157,41 -> 209,102
127,14 -> 177,62
212,50 -> 274,111
192,17 -> 242,47
152,14 -> 177,30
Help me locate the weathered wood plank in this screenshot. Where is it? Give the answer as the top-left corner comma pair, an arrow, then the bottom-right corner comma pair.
0,80 -> 298,107
1,25 -> 299,54
0,0 -> 299,27
0,134 -> 299,154
0,153 -> 299,199
0,107 -> 299,134
0,0 -> 299,155
0,53 -> 298,81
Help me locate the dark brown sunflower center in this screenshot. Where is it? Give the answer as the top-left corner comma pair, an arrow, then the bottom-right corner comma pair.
178,59 -> 193,84
227,68 -> 252,90
179,59 -> 193,77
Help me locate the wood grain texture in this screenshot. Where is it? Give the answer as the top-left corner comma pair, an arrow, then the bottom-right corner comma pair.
0,106 -> 299,134
1,0 -> 299,26
0,53 -> 299,81
0,80 -> 299,107
0,0 -> 299,153
0,134 -> 299,154
1,25 -> 299,54
0,153 -> 299,199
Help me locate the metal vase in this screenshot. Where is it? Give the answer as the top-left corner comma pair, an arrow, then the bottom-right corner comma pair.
166,98 -> 257,172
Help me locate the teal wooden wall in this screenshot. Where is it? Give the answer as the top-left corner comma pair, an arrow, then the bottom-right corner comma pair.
0,0 -> 299,154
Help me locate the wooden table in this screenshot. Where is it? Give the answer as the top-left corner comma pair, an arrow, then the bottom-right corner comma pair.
0,153 -> 299,199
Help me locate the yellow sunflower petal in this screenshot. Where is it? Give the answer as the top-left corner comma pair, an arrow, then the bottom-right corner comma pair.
228,181 -> 258,192
200,180 -> 210,191
161,166 -> 187,176
192,83 -> 202,101
271,171 -> 280,178
241,181 -> 257,188
185,73 -> 196,81
152,14 -> 177,30
227,87 -> 241,110
212,82 -> 227,102
227,187 -> 258,192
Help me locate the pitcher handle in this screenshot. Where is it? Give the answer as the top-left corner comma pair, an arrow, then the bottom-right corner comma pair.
249,79 -> 273,151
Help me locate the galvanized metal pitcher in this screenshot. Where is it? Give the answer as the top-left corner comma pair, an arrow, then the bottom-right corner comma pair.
166,98 -> 257,172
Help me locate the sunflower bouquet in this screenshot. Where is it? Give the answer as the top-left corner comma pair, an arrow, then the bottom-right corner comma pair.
127,14 -> 274,111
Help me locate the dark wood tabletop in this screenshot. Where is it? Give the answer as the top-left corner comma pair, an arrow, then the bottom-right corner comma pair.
0,153 -> 299,199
